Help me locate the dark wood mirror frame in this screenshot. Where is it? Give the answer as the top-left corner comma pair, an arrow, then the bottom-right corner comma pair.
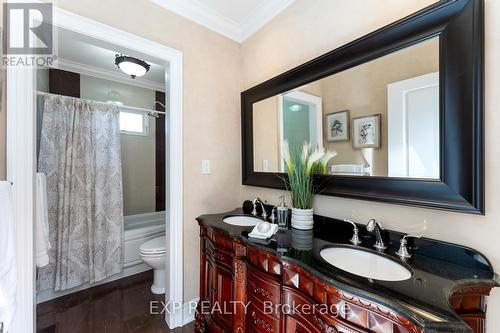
241,0 -> 484,214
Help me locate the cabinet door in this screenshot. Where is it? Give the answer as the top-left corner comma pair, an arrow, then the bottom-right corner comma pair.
246,302 -> 280,333
213,263 -> 234,330
201,251 -> 215,305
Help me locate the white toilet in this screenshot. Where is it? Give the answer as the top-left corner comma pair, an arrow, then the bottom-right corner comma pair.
139,235 -> 166,294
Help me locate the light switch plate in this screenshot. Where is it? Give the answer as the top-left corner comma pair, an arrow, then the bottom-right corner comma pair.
202,160 -> 211,175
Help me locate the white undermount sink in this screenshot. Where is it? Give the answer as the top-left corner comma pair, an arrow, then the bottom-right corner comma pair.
223,215 -> 261,227
320,246 -> 412,281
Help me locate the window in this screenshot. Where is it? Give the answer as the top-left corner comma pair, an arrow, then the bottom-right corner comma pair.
119,110 -> 149,136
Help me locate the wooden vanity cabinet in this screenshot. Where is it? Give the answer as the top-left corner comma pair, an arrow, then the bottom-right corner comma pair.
196,224 -> 491,333
244,238 -> 283,333
281,264 -> 407,333
198,226 -> 247,333
449,287 -> 491,333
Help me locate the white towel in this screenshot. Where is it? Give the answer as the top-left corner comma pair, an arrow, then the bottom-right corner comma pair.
0,181 -> 16,333
331,164 -> 366,175
35,173 -> 51,268
249,222 -> 278,240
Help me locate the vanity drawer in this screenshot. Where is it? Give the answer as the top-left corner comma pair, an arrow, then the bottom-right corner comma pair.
247,302 -> 280,333
203,236 -> 214,252
211,228 -> 233,251
247,244 -> 282,276
213,247 -> 233,268
203,237 -> 233,269
248,266 -> 281,306
283,287 -> 369,333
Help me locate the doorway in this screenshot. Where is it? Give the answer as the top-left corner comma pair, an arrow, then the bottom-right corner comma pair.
6,7 -> 184,332
387,72 -> 439,179
278,91 -> 323,172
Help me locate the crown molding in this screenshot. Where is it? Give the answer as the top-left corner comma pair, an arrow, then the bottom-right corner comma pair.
150,0 -> 296,43
50,58 -> 165,92
239,0 -> 295,41
150,0 -> 241,41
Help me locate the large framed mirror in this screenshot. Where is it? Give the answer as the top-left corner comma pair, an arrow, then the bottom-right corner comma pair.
241,0 -> 484,214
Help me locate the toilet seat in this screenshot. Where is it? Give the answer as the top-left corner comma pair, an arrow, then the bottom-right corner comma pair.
140,236 -> 166,255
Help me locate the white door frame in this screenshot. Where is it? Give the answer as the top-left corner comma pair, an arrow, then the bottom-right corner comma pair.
387,72 -> 439,178
278,91 -> 323,172
6,6 -> 184,332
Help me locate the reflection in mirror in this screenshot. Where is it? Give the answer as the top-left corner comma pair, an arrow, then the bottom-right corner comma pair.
253,82 -> 324,173
252,36 -> 440,179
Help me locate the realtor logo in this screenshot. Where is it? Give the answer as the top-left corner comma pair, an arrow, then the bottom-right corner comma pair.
3,3 -> 53,54
2,3 -> 56,67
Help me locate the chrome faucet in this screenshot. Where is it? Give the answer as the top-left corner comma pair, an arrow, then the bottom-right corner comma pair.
343,219 -> 361,245
270,207 -> 276,223
252,197 -> 268,221
396,234 -> 422,259
366,219 -> 387,251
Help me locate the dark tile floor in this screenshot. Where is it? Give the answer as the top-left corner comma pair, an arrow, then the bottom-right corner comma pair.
36,271 -> 195,333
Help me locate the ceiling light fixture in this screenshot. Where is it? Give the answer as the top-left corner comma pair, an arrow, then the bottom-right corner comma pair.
115,54 -> 150,79
289,104 -> 303,112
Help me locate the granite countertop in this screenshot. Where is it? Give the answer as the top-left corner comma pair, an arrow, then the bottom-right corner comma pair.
197,208 -> 500,333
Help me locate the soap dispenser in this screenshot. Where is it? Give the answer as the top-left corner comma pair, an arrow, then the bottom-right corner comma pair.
276,195 -> 289,229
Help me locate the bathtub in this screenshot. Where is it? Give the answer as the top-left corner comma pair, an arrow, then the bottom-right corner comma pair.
37,211 -> 165,303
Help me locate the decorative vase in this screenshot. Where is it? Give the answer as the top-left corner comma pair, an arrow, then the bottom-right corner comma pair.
291,208 -> 314,230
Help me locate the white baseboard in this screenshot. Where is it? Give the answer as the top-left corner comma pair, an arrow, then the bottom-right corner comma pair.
183,298 -> 199,326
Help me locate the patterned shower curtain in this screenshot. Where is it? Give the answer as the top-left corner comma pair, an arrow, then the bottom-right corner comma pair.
37,95 -> 124,292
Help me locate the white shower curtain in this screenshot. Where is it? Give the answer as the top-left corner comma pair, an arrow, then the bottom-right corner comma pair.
37,95 -> 124,292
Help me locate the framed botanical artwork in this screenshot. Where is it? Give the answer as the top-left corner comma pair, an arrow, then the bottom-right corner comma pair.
326,110 -> 349,142
352,114 -> 381,149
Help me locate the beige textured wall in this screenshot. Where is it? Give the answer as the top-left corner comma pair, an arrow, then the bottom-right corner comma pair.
321,37 -> 439,176
253,96 -> 280,172
47,0 -> 242,302
240,1 -> 500,332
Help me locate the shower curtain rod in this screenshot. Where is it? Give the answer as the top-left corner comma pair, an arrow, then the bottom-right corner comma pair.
36,91 -> 167,116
